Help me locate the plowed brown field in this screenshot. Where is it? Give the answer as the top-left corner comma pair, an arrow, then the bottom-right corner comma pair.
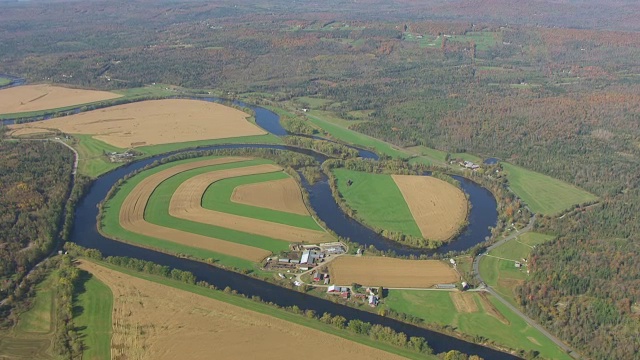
9,99 -> 266,148
170,167 -> 333,243
391,175 -> 468,241
450,292 -> 478,313
231,178 -> 310,215
328,256 -> 458,288
0,84 -> 121,114
78,260 -> 404,360
119,157 -> 272,262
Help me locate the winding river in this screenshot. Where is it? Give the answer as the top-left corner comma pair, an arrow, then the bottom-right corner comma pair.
6,88 -> 510,358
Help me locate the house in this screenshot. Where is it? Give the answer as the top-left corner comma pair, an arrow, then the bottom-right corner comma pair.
313,272 -> 323,281
328,285 -> 349,293
515,261 -> 522,268
368,294 -> 379,307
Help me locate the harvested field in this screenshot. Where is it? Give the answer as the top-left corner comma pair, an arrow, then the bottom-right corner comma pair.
8,127 -> 55,137
78,260 -> 405,360
231,178 -> 310,215
0,84 -> 121,114
170,167 -> 333,243
328,256 -> 458,288
450,292 -> 478,313
119,157 -> 272,262
391,175 -> 468,241
10,99 -> 266,148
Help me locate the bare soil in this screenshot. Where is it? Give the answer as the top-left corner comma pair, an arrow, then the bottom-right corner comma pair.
77,260 -> 405,360
391,175 -> 468,241
170,167 -> 333,244
231,178 -> 310,215
119,157 -> 272,262
450,292 -> 478,313
0,84 -> 121,114
328,256 -> 458,288
10,99 -> 266,148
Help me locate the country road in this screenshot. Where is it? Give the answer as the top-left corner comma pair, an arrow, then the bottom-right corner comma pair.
472,215 -> 582,359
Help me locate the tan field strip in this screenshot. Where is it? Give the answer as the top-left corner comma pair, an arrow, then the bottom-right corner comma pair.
0,84 -> 121,114
170,167 -> 333,244
450,292 -> 479,313
328,256 -> 458,288
8,127 -> 54,137
9,99 -> 266,148
231,178 -> 310,215
391,175 -> 468,241
78,260 -> 404,360
119,157 -> 272,262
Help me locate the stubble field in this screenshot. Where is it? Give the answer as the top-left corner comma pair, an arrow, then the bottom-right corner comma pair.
328,256 -> 458,288
9,99 -> 266,148
0,84 -> 121,114
231,178 -> 310,215
77,260 -> 406,360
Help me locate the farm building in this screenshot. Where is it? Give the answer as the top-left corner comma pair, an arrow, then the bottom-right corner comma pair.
300,250 -> 320,265
328,285 -> 349,293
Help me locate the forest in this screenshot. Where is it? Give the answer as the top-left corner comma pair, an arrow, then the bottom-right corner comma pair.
0,0 -> 639,358
0,140 -> 73,327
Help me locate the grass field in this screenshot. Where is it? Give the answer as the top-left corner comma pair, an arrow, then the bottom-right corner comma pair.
79,259 -> 436,360
333,169 -> 422,237
201,171 -> 322,230
15,271 -> 56,334
480,232 -> 555,305
502,163 -> 597,215
384,290 -> 572,360
305,112 -> 409,158
447,32 -> 502,51
74,271 -> 112,360
100,156 -> 279,270
0,77 -> 11,87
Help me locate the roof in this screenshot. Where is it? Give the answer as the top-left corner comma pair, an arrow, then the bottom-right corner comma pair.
300,250 -> 310,264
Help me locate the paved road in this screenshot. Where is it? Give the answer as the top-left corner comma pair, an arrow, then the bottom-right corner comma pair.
472,215 -> 582,359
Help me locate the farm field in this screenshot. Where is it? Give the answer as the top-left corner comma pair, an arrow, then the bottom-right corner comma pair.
391,175 -> 468,241
0,84 -> 121,114
168,164 -> 333,243
204,172 -> 315,226
328,256 -> 458,288
480,232 -> 556,304
77,260 -> 421,360
9,99 -> 267,149
73,271 -> 112,360
6,127 -> 54,137
0,77 -> 11,86
502,163 -> 597,215
333,169 -> 422,238
230,177 -> 309,215
383,290 -> 572,360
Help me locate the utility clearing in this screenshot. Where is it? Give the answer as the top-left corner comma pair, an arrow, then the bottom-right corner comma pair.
328,256 -> 458,288
231,178 -> 310,215
9,99 -> 266,148
0,84 -> 121,114
170,166 -> 332,244
391,175 -> 468,241
77,260 -> 405,360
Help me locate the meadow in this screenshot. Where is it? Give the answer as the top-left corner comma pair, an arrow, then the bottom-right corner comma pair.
74,271 -> 112,360
333,169 -> 422,237
502,163 -> 597,215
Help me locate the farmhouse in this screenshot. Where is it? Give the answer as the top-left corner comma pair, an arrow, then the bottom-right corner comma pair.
460,160 -> 481,170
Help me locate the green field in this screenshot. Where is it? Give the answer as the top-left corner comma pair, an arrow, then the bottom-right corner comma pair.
0,77 -> 11,87
480,233 -> 555,304
15,271 -> 56,334
447,32 -> 502,51
384,290 -> 572,360
201,171 -> 321,231
305,112 -> 409,158
333,169 -> 421,237
74,271 -> 112,360
502,163 -> 597,215
100,156 -> 291,270
82,259 -> 437,360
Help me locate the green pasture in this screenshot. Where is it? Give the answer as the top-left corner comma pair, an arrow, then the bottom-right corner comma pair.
502,163 -> 597,215
74,271 -> 112,360
81,259 -> 436,360
447,31 -> 502,51
15,271 -> 56,334
306,112 -> 409,158
480,232 -> 555,305
201,171 -> 322,231
294,96 -> 333,109
0,77 -> 11,87
333,169 -> 421,237
100,156 -> 283,270
384,290 -> 571,360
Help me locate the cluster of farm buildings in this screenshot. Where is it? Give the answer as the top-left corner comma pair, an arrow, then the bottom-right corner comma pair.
266,242 -> 346,272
